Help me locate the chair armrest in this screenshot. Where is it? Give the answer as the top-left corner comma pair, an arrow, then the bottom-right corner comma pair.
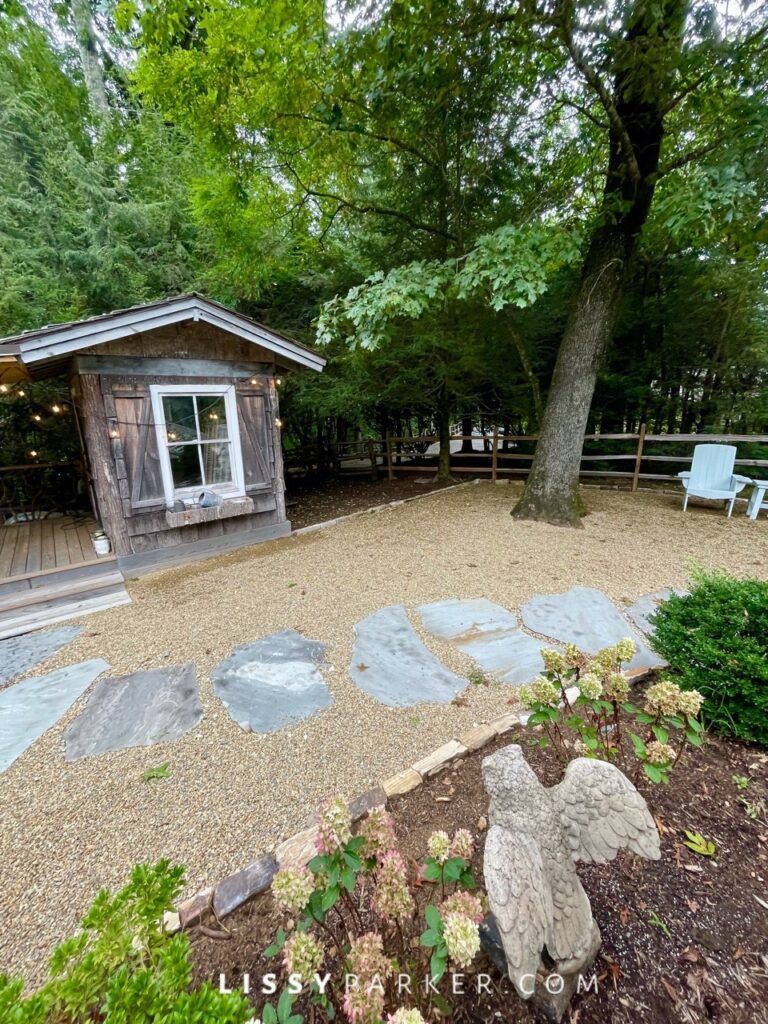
733,475 -> 753,485
678,471 -> 691,479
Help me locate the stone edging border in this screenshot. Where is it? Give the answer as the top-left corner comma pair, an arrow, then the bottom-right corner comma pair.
170,666 -> 653,933
290,479 -> 479,538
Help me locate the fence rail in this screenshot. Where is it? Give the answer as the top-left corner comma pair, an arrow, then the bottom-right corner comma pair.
283,428 -> 768,489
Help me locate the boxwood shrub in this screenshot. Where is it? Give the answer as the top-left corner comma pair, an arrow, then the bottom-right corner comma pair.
651,570 -> 768,746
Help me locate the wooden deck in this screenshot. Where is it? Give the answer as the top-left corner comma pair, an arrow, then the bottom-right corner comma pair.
0,517 -> 130,639
0,516 -> 109,582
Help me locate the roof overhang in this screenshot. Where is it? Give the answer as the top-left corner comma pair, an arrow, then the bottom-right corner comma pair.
0,295 -> 326,375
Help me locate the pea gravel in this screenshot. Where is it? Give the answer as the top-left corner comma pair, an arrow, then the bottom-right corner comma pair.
1,482 -> 766,988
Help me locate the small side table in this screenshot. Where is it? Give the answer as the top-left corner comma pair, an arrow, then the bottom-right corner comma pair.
746,479 -> 768,520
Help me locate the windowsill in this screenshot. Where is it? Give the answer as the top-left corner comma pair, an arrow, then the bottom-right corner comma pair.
165,496 -> 255,529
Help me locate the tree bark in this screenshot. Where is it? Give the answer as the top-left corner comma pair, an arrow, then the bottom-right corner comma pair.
461,414 -> 474,453
435,384 -> 453,480
513,0 -> 685,526
71,0 -> 110,123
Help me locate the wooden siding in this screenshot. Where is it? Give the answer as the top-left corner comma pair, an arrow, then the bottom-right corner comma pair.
70,322 -> 287,560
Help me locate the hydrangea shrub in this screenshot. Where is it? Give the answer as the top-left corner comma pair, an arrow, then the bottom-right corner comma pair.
519,640 -> 705,784
263,799 -> 484,1023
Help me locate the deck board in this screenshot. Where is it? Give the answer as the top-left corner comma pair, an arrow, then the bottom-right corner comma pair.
0,517 -> 102,581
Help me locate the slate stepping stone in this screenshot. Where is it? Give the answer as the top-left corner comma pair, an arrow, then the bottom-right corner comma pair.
64,663 -> 202,761
349,605 -> 468,707
212,630 -> 331,733
0,659 -> 109,773
418,598 -> 550,685
625,589 -> 686,638
0,625 -> 82,686
520,586 -> 660,671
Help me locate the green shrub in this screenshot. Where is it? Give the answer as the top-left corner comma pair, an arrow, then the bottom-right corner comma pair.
0,861 -> 251,1024
651,570 -> 768,745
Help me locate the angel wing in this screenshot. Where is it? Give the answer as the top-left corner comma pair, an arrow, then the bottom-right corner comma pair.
483,824 -> 553,999
551,757 -> 661,864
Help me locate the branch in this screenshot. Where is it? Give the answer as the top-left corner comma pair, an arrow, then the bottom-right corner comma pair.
658,137 -> 723,176
285,166 -> 458,242
554,0 -> 643,185
275,112 -> 438,168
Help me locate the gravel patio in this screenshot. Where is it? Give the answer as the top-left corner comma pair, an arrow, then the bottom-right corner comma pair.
1,481 -> 766,986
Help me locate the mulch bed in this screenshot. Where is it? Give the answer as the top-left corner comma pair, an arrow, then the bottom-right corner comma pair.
285,476 -> 458,529
189,723 -> 768,1024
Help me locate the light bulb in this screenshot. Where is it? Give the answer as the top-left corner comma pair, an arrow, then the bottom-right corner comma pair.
18,390 -> 25,396
0,384 -> 7,393
33,414 -> 41,422
29,449 -> 38,457
275,417 -> 283,427
51,404 -> 61,413
276,378 -> 282,386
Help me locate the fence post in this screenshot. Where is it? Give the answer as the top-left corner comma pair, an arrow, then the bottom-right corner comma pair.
491,427 -> 498,482
385,431 -> 394,480
367,438 -> 378,480
632,422 -> 646,492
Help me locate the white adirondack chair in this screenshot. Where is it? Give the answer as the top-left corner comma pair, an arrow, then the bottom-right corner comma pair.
679,444 -> 751,516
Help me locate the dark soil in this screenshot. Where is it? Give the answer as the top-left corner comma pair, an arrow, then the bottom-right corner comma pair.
285,476 -> 459,530
189,726 -> 768,1024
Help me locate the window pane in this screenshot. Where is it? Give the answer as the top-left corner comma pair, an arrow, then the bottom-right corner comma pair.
169,444 -> 203,490
197,396 -> 229,441
163,396 -> 198,443
201,442 -> 233,486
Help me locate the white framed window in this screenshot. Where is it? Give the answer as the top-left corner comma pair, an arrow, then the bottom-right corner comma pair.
149,384 -> 245,506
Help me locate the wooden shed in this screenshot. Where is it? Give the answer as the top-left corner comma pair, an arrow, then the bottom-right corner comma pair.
0,295 -> 324,635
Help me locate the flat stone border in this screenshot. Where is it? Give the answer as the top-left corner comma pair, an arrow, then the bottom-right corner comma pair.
174,701 -> 520,929
291,480 -> 477,538
174,662 -> 656,930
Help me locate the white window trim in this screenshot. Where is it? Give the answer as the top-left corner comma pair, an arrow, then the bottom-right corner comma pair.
149,384 -> 246,507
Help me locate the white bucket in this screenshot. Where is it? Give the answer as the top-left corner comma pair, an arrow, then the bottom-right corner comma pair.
92,534 -> 111,556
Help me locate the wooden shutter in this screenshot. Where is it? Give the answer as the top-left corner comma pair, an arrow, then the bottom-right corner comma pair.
236,390 -> 274,490
114,391 -> 166,511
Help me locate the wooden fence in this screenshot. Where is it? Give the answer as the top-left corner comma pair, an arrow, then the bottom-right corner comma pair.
283,428 -> 768,490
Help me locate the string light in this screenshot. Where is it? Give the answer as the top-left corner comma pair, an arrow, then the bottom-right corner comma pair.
17,389 -> 25,397
275,417 -> 283,427
29,449 -> 38,458
249,377 -> 258,384
167,431 -> 178,441
276,378 -> 282,386
0,384 -> 7,393
32,414 -> 42,422
51,404 -> 61,413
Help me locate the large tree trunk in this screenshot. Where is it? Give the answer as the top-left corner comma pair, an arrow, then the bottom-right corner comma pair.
435,384 -> 453,480
71,0 -> 110,123
513,0 -> 685,526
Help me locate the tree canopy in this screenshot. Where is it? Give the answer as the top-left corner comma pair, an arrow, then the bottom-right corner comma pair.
0,1 -> 766,511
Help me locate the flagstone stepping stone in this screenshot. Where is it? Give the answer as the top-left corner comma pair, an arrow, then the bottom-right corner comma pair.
64,663 -> 202,761
0,625 -> 82,686
625,589 -> 686,638
212,630 -> 331,733
0,659 -> 109,773
520,586 -> 660,671
349,605 -> 468,707
418,598 -> 550,685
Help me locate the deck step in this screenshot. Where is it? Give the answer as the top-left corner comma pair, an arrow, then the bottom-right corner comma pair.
0,571 -> 126,614
0,581 -> 131,640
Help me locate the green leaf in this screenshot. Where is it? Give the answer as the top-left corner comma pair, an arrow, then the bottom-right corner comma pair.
443,858 -> 463,882
629,732 -> 647,756
420,928 -> 439,947
430,948 -> 448,982
262,1005 -> 278,1024
340,866 -> 356,892
652,724 -> 669,744
643,763 -> 664,783
424,903 -> 442,931
321,885 -> 340,911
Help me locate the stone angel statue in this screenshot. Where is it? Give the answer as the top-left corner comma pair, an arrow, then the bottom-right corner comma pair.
482,744 -> 660,1001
